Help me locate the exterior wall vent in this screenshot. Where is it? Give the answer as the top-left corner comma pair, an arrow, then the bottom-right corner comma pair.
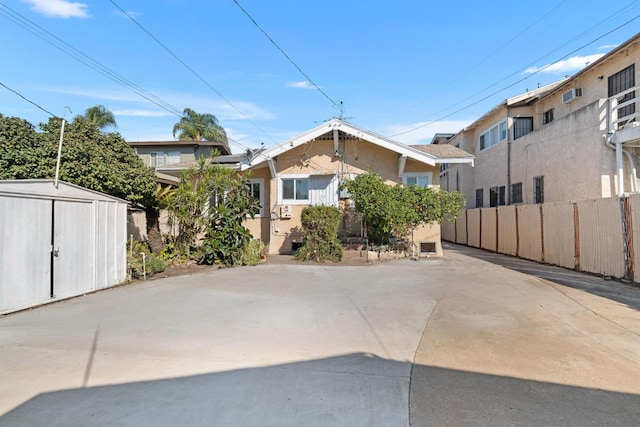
562,88 -> 582,104
419,241 -> 437,254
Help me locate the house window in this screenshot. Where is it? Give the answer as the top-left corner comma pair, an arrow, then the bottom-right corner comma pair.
282,178 -> 309,201
534,176 -> 544,204
543,109 -> 554,125
167,151 -> 181,164
479,120 -> 507,151
475,188 -> 483,208
510,182 -> 523,204
403,173 -> 433,188
150,152 -> 165,167
609,64 -> 636,127
489,186 -> 505,207
513,117 -> 534,140
247,179 -> 264,217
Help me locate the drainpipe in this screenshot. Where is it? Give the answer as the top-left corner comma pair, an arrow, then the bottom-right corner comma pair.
616,136 -> 625,196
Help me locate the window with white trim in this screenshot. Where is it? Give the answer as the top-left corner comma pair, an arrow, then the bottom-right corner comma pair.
247,179 -> 264,217
479,120 -> 507,151
402,172 -> 433,188
281,177 -> 309,202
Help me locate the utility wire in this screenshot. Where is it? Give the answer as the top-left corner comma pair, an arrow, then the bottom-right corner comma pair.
0,1 -> 250,151
232,0 -> 341,112
0,81 -> 58,118
109,0 -> 278,146
389,12 -> 640,138
388,7 -> 640,138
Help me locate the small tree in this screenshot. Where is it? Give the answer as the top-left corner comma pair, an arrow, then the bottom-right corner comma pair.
343,172 -> 466,247
296,205 -> 343,263
0,114 -> 156,207
164,153 -> 260,265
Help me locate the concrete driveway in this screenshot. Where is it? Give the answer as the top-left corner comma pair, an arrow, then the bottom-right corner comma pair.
1,245 -> 639,426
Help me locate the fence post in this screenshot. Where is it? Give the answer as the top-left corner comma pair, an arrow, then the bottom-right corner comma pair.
622,196 -> 634,281
573,203 -> 580,271
540,204 -> 545,263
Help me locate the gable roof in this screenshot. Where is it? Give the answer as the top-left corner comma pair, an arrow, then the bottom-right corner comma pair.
246,118 -> 474,170
411,144 -> 475,160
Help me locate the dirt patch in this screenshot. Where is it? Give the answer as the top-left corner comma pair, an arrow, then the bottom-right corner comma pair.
148,249 -> 375,280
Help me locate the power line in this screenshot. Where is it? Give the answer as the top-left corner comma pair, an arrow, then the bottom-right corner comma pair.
388,8 -> 640,138
0,81 -> 58,118
109,0 -> 279,146
0,1 -> 250,151
232,0 -> 341,112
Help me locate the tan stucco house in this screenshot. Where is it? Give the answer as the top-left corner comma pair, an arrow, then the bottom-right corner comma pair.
440,32 -> 640,207
160,118 -> 474,256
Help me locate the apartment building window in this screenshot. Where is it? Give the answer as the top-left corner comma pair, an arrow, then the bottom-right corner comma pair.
513,117 -> 534,139
167,151 -> 181,164
489,186 -> 505,207
475,188 -> 484,208
533,176 -> 544,204
150,152 -> 165,168
543,109 -> 554,125
609,64 -> 636,127
479,120 -> 507,151
510,182 -> 523,204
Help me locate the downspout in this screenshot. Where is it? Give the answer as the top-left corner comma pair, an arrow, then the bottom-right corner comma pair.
506,108 -> 511,205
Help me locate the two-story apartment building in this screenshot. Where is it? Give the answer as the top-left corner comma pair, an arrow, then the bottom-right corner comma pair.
440,32 -> 640,208
128,140 -> 230,184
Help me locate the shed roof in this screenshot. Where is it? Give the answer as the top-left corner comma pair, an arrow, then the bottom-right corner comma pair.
0,180 -> 129,203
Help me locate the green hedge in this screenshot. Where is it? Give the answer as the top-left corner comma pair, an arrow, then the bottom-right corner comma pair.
296,206 -> 343,263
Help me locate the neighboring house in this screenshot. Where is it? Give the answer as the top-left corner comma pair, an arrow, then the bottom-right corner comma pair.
160,118 -> 474,256
128,140 -> 231,184
440,32 -> 640,208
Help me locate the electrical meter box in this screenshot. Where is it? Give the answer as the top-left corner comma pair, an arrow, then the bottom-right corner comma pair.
280,205 -> 292,219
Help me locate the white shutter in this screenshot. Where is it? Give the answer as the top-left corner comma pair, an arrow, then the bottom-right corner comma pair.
309,175 -> 338,207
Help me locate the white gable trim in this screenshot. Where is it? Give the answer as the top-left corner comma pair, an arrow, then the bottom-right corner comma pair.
243,119 -> 468,171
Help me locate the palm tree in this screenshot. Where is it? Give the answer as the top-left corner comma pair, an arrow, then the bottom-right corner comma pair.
76,105 -> 117,131
172,108 -> 229,152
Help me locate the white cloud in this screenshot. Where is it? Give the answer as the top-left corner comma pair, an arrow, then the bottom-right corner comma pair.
23,0 -> 90,18
381,120 -> 472,146
599,44 -> 619,50
523,54 -> 605,75
287,81 -> 315,89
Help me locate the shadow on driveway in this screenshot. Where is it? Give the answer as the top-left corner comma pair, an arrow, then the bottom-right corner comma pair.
443,242 -> 640,311
2,353 -> 639,426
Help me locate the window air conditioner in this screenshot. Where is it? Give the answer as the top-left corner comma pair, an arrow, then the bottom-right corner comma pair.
562,88 -> 582,104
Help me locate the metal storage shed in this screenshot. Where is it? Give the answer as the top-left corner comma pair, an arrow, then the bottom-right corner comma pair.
0,179 -> 128,314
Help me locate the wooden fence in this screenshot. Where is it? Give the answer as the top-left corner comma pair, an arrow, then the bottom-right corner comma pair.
442,195 -> 639,282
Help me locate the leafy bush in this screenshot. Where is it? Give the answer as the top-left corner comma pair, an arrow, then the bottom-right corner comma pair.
296,206 -> 343,263
240,239 -> 268,266
343,172 -> 466,245
164,154 -> 260,266
128,239 -> 166,279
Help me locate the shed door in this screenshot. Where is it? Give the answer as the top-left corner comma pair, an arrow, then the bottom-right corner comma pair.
52,200 -> 94,299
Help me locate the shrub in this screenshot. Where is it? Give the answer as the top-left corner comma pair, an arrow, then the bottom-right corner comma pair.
128,239 -> 166,279
296,206 -> 342,263
240,239 -> 268,266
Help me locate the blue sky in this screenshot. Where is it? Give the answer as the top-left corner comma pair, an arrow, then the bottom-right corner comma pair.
1,0 -> 639,153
